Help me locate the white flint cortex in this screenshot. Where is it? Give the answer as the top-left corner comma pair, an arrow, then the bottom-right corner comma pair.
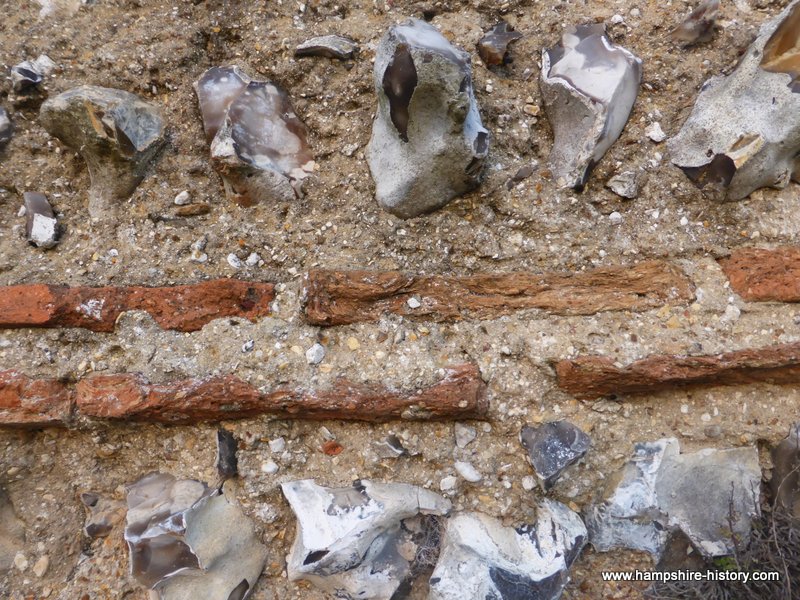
585,438 -> 761,560
194,66 -> 314,207
366,19 -> 489,219
429,500 -> 587,600
282,478 -> 451,599
541,24 -> 642,190
670,0 -> 800,201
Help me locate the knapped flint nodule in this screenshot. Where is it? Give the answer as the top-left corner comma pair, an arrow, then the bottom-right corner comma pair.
194,66 -> 315,207
124,472 -> 267,599
39,86 -> 166,218
366,19 -> 489,218
670,0 -> 800,201
540,24 -> 642,190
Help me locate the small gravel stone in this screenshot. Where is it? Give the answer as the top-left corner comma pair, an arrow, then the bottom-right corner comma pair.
645,122 -> 666,143
454,423 -> 477,449
261,460 -> 279,474
374,434 -> 406,458
305,343 -> 325,365
439,475 -> 458,491
346,336 -> 360,350
606,171 -> 639,199
13,552 -> 27,572
242,340 -> 255,353
609,211 -> 623,225
245,252 -> 261,267
722,304 -> 741,322
173,190 -> 191,205
454,461 -> 482,483
227,253 -> 243,269
269,437 -> 286,453
407,297 -> 421,309
33,555 -> 49,578
189,237 -> 208,263
521,475 -> 537,491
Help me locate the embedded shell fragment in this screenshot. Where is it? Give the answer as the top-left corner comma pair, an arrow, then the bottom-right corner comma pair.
124,472 -> 267,600
670,0 -> 800,201
282,478 -> 451,599
541,24 -> 642,190
194,66 -> 315,207
366,19 -> 489,219
39,86 -> 166,218
429,500 -> 587,600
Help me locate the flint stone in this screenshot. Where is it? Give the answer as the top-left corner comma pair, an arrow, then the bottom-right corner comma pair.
770,423 -> 800,518
11,55 -> 55,93
374,434 -> 406,458
586,439 -> 675,556
366,19 -> 489,219
215,429 -> 238,482
282,478 -> 451,599
295,35 -> 359,60
24,192 -> 59,249
670,0 -> 800,200
454,422 -> 477,448
541,24 -> 642,190
429,500 -> 587,600
606,170 -> 639,198
80,492 -> 126,539
672,0 -> 720,46
194,66 -> 314,207
39,86 -> 166,218
519,420 -> 590,490
0,107 -> 12,149
477,21 -> 522,67
124,472 -> 267,600
454,460 -> 482,483
585,438 -> 761,559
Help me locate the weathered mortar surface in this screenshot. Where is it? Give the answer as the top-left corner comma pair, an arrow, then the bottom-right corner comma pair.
1,0 -> 799,599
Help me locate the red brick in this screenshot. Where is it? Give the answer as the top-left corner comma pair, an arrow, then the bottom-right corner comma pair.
75,363 -> 487,424
303,261 -> 694,326
719,247 -> 800,302
0,370 -> 73,427
0,279 -> 274,332
555,342 -> 800,399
